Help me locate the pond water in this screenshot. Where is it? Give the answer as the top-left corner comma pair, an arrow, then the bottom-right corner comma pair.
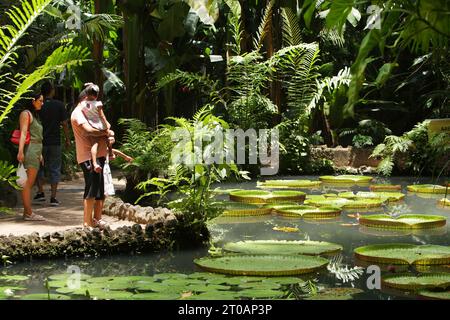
1,176 -> 449,300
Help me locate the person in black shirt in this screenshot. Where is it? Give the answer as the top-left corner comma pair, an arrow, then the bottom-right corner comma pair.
34,82 -> 71,206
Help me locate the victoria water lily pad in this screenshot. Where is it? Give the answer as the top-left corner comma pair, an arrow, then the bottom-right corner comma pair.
418,289 -> 450,300
338,191 -> 405,202
304,288 -> 364,300
407,184 -> 447,194
86,289 -> 134,300
359,214 -> 446,229
354,244 -> 450,265
257,180 -> 321,189
276,205 -> 342,219
223,240 -> 343,256
132,292 -> 181,300
382,273 -> 450,290
237,289 -> 284,299
194,254 -> 328,276
0,275 -> 29,282
272,226 -> 299,233
184,291 -> 241,300
229,190 -> 306,204
20,293 -> 71,300
304,197 -> 384,209
370,185 -> 402,191
0,286 -> 26,299
319,175 -> 373,184
221,202 -> 272,217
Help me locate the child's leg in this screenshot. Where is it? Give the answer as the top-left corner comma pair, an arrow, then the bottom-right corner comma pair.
106,136 -> 115,159
91,142 -> 102,173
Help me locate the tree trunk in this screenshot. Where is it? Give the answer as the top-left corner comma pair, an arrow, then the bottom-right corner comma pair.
93,0 -> 106,99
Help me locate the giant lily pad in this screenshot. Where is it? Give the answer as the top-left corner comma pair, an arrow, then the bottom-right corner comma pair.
0,275 -> 29,282
221,202 -> 272,217
20,293 -> 71,300
229,190 -> 306,204
223,240 -> 343,256
304,287 -> 364,300
382,273 -> 450,290
418,289 -> 450,300
304,197 -> 384,209
370,185 -> 402,192
194,255 -> 328,276
407,184 -> 447,194
319,175 -> 373,184
359,214 -> 446,229
257,180 -> 321,189
354,244 -> 450,265
338,191 -> 405,202
276,205 -> 342,219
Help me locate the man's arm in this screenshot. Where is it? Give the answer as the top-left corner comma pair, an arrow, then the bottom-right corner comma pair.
81,123 -> 112,137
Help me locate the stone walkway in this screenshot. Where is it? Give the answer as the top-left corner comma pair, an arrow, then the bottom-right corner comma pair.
0,174 -> 136,236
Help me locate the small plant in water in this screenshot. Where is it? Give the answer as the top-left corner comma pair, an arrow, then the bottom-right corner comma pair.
387,204 -> 412,219
207,242 -> 223,257
1,255 -> 12,267
283,279 -> 320,299
327,255 -> 364,283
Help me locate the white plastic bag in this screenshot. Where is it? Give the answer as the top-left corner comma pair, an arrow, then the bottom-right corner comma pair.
103,159 -> 115,196
17,164 -> 27,187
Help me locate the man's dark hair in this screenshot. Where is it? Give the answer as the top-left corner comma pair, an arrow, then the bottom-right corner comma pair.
41,81 -> 54,97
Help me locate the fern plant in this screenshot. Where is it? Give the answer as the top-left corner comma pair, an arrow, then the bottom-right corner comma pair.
371,120 -> 450,176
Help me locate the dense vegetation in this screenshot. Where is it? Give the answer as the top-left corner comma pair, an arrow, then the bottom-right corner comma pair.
0,0 -> 448,218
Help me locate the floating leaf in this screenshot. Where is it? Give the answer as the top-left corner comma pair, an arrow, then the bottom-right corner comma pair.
257,180 -> 321,189
338,191 -> 405,202
223,240 -> 342,256
370,185 -> 401,191
305,197 -> 383,209
273,226 -> 299,233
194,255 -> 328,276
20,293 -> 71,300
132,292 -> 181,300
0,275 -> 29,282
319,175 -> 373,184
355,244 -> 450,265
304,287 -> 364,300
407,185 -> 447,194
359,214 -> 446,229
418,289 -> 450,300
276,205 -> 342,219
229,190 -> 306,204
382,273 -> 450,290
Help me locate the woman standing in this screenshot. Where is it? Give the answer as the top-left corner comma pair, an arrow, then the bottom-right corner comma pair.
17,93 -> 46,221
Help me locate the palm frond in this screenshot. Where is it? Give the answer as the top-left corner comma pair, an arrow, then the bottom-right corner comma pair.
281,7 -> 302,47
253,0 -> 276,50
0,45 -> 90,125
0,0 -> 54,70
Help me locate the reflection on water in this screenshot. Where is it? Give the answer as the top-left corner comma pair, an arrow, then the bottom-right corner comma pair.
2,176 -> 449,300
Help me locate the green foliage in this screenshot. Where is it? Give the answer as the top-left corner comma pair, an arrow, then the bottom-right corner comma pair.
0,0 -> 54,70
371,120 -> 450,176
118,118 -> 173,182
0,160 -> 19,190
340,119 -> 392,148
136,107 -> 247,226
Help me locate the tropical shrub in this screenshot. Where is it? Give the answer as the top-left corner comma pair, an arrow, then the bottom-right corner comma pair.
136,107 -> 248,231
371,120 -> 449,176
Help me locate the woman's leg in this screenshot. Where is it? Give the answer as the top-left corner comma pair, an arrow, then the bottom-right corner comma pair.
22,167 -> 38,216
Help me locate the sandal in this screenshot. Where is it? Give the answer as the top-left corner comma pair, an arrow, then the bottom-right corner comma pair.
23,213 -> 46,221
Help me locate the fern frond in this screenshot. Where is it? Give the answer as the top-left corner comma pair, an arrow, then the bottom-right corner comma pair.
0,0 -> 54,70
281,7 -> 302,47
253,0 -> 276,50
